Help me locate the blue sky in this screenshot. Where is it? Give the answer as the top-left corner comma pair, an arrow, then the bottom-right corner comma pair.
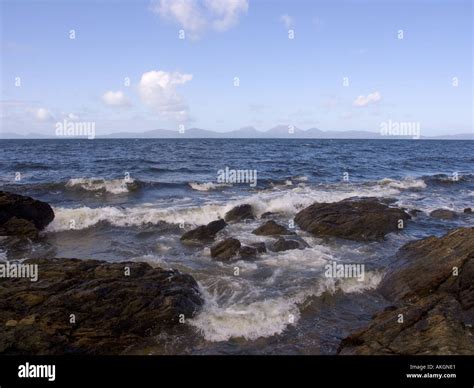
1,0 -> 472,136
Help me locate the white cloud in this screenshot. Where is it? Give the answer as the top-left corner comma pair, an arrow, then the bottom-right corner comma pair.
31,108 -> 53,121
353,91 -> 382,107
280,14 -> 294,29
102,90 -> 130,107
138,70 -> 193,122
152,0 -> 248,37
205,0 -> 249,31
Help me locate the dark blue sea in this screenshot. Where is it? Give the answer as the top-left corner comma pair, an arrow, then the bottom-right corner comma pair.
1,139 -> 473,354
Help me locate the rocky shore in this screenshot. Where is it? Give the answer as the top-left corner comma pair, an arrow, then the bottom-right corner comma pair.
338,227 -> 474,355
0,192 -> 203,354
1,190 -> 472,354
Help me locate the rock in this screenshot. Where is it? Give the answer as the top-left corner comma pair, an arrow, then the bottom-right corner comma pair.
210,238 -> 241,261
239,246 -> 258,259
294,198 -> 410,242
463,208 -> 472,214
250,242 -> 267,253
224,204 -> 254,223
430,209 -> 457,220
0,191 -> 54,237
0,258 -> 203,354
338,228 -> 474,355
270,237 -> 307,252
260,212 -> 276,219
0,217 -> 38,239
408,209 -> 422,217
180,219 -> 226,242
252,220 -> 295,236
379,228 -> 474,301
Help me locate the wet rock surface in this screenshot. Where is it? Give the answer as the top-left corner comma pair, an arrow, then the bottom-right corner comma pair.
338,227 -> 474,355
224,204 -> 255,223
295,198 -> 411,242
252,220 -> 295,236
0,258 -> 203,354
180,219 -> 226,242
430,209 -> 458,220
210,238 -> 241,261
270,237 -> 308,252
0,191 -> 55,237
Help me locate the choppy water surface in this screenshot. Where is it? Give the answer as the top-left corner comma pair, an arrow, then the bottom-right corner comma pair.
1,139 -> 472,354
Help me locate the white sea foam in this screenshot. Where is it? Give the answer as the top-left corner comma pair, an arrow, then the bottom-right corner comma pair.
188,182 -> 231,191
48,179 -> 422,232
66,177 -> 134,194
189,270 -> 383,342
377,177 -> 427,190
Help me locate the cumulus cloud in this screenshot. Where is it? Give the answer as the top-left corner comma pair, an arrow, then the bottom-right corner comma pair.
151,0 -> 248,37
102,90 -> 130,107
280,14 -> 294,29
138,70 -> 193,122
353,91 -> 382,107
31,108 -> 53,121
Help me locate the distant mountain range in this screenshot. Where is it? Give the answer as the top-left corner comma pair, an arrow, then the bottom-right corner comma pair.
1,126 -> 473,140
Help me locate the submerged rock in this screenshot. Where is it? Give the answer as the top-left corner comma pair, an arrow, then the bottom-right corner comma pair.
0,258 -> 203,355
210,238 -> 241,261
252,220 -> 295,236
0,191 -> 54,237
294,198 -> 410,242
224,204 -> 255,223
270,237 -> 308,252
180,219 -> 226,242
238,245 -> 258,259
250,242 -> 267,253
464,208 -> 472,214
430,209 -> 457,220
338,227 -> 474,355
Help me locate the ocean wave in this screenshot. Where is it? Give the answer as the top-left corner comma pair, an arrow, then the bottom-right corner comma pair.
377,177 -> 427,190
189,271 -> 383,342
66,177 -> 138,194
47,179 -> 417,232
423,173 -> 473,185
188,182 -> 232,191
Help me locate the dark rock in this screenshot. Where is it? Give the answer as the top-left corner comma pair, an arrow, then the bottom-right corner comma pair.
250,242 -> 267,253
463,208 -> 472,214
252,220 -> 295,236
430,209 -> 457,220
294,198 -> 410,242
224,204 -> 255,223
409,209 -> 422,217
0,217 -> 38,239
0,258 -> 203,355
270,237 -> 307,252
0,191 -> 54,236
338,228 -> 474,355
180,219 -> 226,242
260,212 -> 276,219
239,246 -> 258,259
210,238 -> 241,261
380,228 -> 474,301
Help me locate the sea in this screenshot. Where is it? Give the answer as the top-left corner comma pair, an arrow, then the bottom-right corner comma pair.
1,138 -> 473,354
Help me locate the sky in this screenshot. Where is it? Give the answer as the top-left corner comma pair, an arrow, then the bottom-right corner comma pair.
1,0 -> 472,137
